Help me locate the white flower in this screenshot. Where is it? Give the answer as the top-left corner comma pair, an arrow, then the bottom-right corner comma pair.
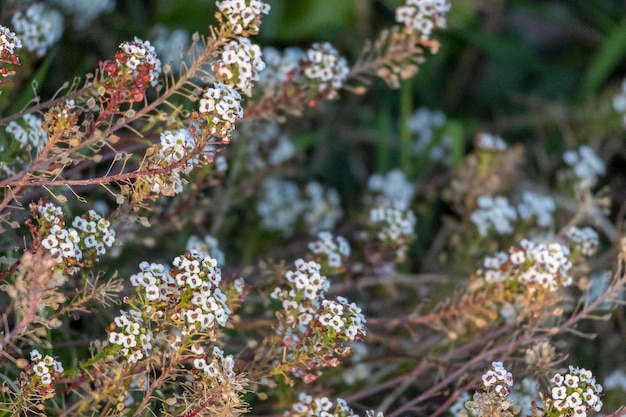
302,42 -> 349,99
40,373 -> 52,385
118,37 -> 162,87
11,4 -> 63,57
368,169 -> 414,210
32,362 -> 49,376
395,0 -> 450,37
256,178 -> 305,236
470,195 -> 517,237
563,145 -> 605,186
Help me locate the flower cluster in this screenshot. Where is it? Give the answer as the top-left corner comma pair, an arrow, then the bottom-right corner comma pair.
547,366 -> 603,416
408,107 -> 449,160
563,145 -> 606,186
11,3 -> 63,58
482,361 -> 513,397
367,202 -> 417,262
256,178 -> 342,236
284,393 -> 360,417
368,169 -> 415,210
240,121 -> 295,171
271,259 -> 331,330
2,114 -> 49,176
198,82 -> 244,141
302,42 -> 350,100
5,114 -> 48,154
129,251 -> 240,338
507,378 -> 540,417
478,239 -> 573,291
566,227 -> 599,257
474,132 -> 508,151
193,346 -> 241,390
118,37 -> 162,87
215,37 -> 265,95
34,202 -> 116,274
103,36 -> 162,102
0,25 -> 21,78
257,47 -> 306,96
146,128 -> 201,196
54,0 -> 115,30
28,350 -> 64,386
271,260 -> 366,375
470,195 -> 518,237
256,178 -> 305,236
516,191 -> 556,228
215,0 -> 271,36
395,0 -> 451,38
308,231 -> 351,271
364,170 -> 417,262
303,181 -> 344,235
186,234 -> 226,266
108,309 -> 153,363
318,296 -> 367,343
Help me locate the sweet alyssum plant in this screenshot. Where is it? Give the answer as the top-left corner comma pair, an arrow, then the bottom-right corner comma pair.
0,1 -> 625,417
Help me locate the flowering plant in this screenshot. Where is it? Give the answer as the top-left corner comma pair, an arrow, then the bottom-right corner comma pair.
1,1 -> 626,417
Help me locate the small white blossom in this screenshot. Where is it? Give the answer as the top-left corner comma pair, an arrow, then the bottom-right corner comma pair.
5,114 -> 48,154
303,181 -> 343,235
566,226 -> 599,257
368,169 -> 414,210
216,0 -> 270,35
475,132 -> 507,151
479,239 -> 573,291
257,47 -> 305,94
199,82 -> 244,140
517,191 -> 555,228
470,195 -> 517,237
396,0 -> 451,38
186,234 -> 225,266
215,37 -> 265,95
302,42 -> 349,99
53,0 -> 115,30
11,4 -> 63,57
256,178 -> 305,236
563,145 -> 605,186
409,107 -> 449,160
481,361 -> 513,397
308,231 -> 351,270
118,37 -> 162,87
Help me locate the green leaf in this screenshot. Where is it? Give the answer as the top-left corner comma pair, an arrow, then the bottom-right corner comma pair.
0,372 -> 19,395
581,17 -> 626,97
